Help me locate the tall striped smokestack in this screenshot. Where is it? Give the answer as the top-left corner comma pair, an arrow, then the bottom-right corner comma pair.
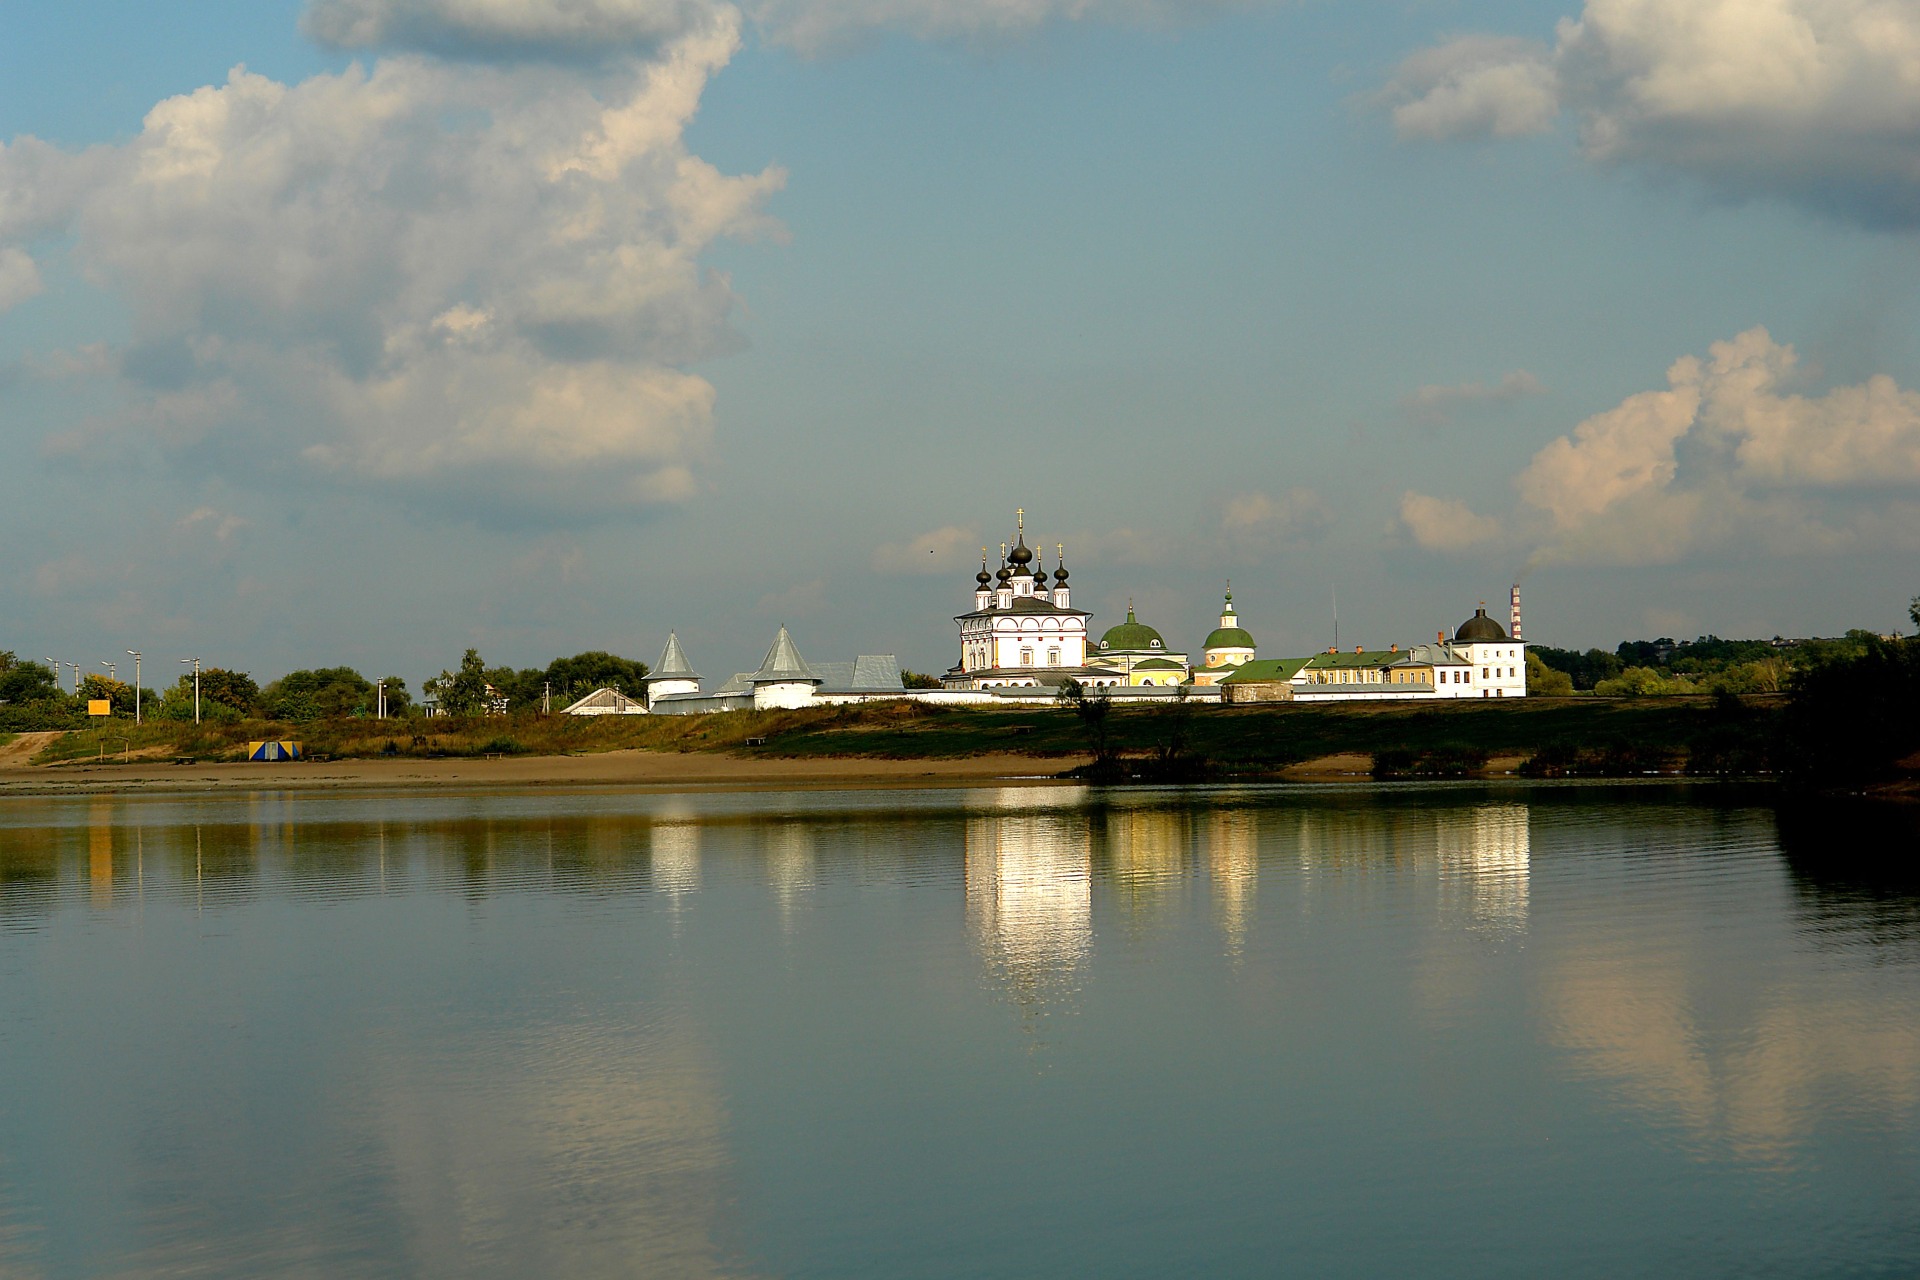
1509,584 -> 1523,642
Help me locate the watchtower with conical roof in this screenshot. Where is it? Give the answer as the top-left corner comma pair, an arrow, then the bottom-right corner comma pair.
649,631 -> 702,702
750,625 -> 822,709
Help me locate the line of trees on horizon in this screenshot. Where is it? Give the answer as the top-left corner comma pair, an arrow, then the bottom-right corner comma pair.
0,648 -> 657,731
1527,606 -> 1920,697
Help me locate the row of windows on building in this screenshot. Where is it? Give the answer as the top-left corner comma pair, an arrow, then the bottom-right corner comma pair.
1310,664 -> 1518,687
966,644 -> 1063,669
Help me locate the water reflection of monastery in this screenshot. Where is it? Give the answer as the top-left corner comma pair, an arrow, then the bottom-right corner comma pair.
965,800 -> 1093,1005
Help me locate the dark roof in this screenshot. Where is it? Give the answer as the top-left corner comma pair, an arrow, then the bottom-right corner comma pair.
1205,627 -> 1256,650
1454,607 -> 1510,643
956,597 -> 1089,620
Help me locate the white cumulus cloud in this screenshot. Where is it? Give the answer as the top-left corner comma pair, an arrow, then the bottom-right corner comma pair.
0,246 -> 41,312
1379,36 -> 1560,141
1394,491 -> 1501,550
1383,0 -> 1920,227
1,16 -> 785,521
1516,327 -> 1920,565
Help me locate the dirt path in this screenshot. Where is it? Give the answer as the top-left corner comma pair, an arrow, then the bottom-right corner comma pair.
0,732 -> 63,768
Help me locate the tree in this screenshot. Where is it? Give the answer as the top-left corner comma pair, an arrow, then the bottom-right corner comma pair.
900,670 -> 943,689
260,668 -> 374,721
1525,652 -> 1574,697
482,666 -> 545,711
542,651 -> 651,701
1056,679 -> 1118,775
1911,594 -> 1919,633
0,654 -> 62,707
1783,633 -> 1920,786
78,674 -> 136,715
161,668 -> 259,719
426,649 -> 492,717
376,677 -> 413,716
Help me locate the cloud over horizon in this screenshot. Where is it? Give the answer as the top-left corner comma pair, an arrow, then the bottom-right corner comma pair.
1516,328 -> 1920,566
302,0 -> 719,59
0,17 -> 784,523
1381,0 -> 1920,228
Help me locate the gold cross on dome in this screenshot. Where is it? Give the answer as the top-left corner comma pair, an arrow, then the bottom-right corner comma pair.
1016,508 -> 1024,533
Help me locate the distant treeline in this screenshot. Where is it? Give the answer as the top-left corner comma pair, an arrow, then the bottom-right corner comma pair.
0,648 -> 653,730
1529,630 -> 1897,696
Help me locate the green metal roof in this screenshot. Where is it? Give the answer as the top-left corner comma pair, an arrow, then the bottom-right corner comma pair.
1204,627 -> 1256,650
1132,657 -> 1186,670
1099,606 -> 1166,652
1218,658 -> 1309,684
1305,650 -> 1402,669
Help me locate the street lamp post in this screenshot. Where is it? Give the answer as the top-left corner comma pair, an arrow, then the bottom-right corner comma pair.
375,680 -> 385,720
127,652 -> 142,724
101,661 -> 115,686
65,662 -> 80,695
181,658 -> 201,724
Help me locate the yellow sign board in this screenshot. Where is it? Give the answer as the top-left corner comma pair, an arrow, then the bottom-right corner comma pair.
87,700 -> 112,717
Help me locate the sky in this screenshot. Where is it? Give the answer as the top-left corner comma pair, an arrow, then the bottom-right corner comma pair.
5,0 -> 1920,689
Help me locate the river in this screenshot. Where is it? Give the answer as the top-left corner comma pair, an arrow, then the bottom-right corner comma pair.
0,783 -> 1915,1277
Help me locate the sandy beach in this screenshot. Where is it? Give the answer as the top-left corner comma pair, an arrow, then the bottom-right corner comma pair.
0,747 -> 1093,796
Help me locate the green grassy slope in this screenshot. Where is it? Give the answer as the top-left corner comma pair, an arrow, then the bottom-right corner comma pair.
27,694 -> 1773,776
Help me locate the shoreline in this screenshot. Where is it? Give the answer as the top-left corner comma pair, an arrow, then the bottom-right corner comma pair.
0,748 -> 1095,797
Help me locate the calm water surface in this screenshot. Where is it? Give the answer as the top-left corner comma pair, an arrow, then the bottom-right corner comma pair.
0,784 -> 1916,1278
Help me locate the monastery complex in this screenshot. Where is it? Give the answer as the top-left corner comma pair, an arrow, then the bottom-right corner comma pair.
573,510 -> 1529,715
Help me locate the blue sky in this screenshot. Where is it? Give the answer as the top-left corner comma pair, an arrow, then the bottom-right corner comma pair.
4,0 -> 1919,688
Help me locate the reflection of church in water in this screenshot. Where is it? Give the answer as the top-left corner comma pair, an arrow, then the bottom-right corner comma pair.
965,796 -> 1094,1007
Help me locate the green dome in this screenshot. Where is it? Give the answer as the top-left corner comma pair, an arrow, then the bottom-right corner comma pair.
1099,607 -> 1165,652
1205,627 -> 1256,651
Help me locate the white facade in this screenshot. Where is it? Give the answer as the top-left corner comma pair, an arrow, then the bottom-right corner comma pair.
1453,640 -> 1527,698
948,519 -> 1102,690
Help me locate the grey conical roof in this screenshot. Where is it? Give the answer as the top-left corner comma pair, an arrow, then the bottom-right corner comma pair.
656,631 -> 699,679
752,626 -> 819,683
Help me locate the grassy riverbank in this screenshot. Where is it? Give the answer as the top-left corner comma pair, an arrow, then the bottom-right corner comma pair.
18,695 -> 1784,779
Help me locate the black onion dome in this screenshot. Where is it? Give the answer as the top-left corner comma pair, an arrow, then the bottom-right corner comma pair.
1053,563 -> 1068,583
1454,606 -> 1510,643
996,563 -> 1012,583
1007,536 -> 1033,566
976,564 -> 993,587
